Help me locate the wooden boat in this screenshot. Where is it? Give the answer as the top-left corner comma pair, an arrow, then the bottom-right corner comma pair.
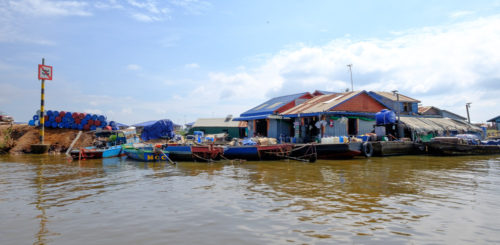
426,137 -> 500,156
69,129 -> 136,160
124,145 -> 171,162
223,144 -> 293,161
371,141 -> 424,156
70,145 -> 122,160
163,144 -> 224,162
291,142 -> 363,160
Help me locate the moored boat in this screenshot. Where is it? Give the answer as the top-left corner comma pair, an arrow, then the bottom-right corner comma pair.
163,144 -> 224,162
70,145 -> 122,160
223,144 -> 293,161
426,136 -> 500,156
290,142 -> 364,160
124,145 -> 171,162
371,141 -> 424,156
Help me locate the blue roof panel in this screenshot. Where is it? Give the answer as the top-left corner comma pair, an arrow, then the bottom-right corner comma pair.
240,92 -> 308,117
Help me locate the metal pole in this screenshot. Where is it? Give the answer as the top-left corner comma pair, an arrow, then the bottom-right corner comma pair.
466,103 -> 471,123
40,58 -> 45,144
347,64 -> 353,91
396,93 -> 403,138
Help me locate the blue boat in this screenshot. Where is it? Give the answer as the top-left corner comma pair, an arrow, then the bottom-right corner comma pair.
223,144 -> 293,161
70,145 -> 122,160
124,146 -> 171,162
163,145 -> 224,161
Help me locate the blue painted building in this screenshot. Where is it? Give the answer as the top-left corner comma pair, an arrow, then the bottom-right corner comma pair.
235,92 -> 316,138
369,91 -> 420,115
488,115 -> 500,130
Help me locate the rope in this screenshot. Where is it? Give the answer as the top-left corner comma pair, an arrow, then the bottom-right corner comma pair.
192,152 -> 214,163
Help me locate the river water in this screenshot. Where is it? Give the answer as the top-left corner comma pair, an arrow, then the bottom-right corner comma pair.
1,154 -> 500,244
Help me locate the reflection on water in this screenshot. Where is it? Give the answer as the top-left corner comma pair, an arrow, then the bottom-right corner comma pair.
1,154 -> 500,244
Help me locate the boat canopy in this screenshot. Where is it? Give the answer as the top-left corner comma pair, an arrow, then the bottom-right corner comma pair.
400,117 -> 481,134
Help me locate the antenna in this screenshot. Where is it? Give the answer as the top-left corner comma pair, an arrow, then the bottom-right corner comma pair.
347,64 -> 353,92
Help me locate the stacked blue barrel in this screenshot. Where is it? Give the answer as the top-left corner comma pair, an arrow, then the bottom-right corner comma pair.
28,110 -> 118,131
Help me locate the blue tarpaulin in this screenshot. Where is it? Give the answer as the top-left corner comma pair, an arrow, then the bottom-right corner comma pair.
140,119 -> 175,141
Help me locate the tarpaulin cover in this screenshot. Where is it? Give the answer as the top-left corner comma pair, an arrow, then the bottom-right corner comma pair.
140,119 -> 175,141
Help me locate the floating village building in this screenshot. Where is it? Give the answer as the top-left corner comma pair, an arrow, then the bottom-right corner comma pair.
487,116 -> 500,131
235,90 -> 483,143
188,116 -> 248,139
418,106 -> 467,121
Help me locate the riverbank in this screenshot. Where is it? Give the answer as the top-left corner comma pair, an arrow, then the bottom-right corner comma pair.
0,124 -> 94,154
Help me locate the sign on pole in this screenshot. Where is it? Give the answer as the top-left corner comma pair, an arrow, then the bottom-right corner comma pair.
38,64 -> 53,80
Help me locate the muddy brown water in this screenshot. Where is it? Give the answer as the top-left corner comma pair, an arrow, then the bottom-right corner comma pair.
1,154 -> 500,244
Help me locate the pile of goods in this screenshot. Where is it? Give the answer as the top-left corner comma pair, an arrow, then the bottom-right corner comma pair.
28,110 -> 118,131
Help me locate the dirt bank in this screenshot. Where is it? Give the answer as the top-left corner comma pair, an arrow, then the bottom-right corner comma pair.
0,124 -> 95,154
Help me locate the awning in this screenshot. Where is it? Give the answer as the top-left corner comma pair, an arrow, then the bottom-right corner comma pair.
399,117 -> 482,134
233,114 -> 291,121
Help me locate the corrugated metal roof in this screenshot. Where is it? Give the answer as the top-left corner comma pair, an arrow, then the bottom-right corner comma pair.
192,118 -> 247,128
400,117 -> 481,134
488,115 -> 500,122
372,91 -> 420,103
418,106 -> 435,114
281,91 -> 363,115
240,92 -> 309,117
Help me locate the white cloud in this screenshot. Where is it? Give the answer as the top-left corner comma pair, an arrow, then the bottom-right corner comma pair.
9,0 -> 92,17
170,0 -> 211,15
197,15 -> 500,121
450,10 -> 475,19
127,64 -> 142,70
94,0 -> 123,9
184,63 -> 200,69
127,0 -> 170,22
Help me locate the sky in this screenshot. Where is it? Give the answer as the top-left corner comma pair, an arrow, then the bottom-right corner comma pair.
1,0 -> 499,125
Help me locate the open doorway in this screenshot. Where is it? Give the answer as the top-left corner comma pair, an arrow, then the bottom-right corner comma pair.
348,118 -> 358,136
255,119 -> 267,137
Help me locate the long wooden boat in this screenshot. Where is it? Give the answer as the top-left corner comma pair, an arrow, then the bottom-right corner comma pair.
223,144 -> 293,161
371,141 -> 424,156
124,146 -> 171,162
291,142 -> 363,160
426,139 -> 500,156
164,145 -> 224,162
70,145 -> 123,160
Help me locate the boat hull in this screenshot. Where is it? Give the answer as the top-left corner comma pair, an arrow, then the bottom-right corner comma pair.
372,141 -> 423,156
426,142 -> 500,156
223,144 -> 293,161
164,145 -> 224,161
70,145 -> 122,159
124,148 -> 171,162
291,143 -> 362,160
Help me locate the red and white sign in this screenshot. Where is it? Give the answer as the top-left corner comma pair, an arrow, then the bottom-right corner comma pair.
38,64 -> 53,80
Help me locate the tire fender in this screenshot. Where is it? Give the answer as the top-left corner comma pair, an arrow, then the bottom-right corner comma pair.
362,142 -> 373,157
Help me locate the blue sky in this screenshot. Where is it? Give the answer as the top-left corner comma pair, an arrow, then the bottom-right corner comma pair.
1,0 -> 499,125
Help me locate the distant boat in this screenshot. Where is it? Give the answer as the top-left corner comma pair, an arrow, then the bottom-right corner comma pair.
124,145 -> 171,162
426,136 -> 500,156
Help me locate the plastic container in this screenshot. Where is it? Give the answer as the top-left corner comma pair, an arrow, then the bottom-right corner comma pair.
376,109 -> 396,125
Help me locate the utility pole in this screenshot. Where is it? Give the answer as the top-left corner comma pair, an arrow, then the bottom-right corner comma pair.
392,90 -> 403,139
347,64 -> 353,92
466,102 -> 471,123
